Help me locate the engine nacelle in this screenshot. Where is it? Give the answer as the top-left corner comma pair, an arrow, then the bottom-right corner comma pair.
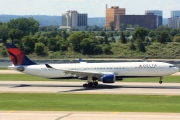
78,76 -> 98,80
116,76 -> 123,81
101,74 -> 115,83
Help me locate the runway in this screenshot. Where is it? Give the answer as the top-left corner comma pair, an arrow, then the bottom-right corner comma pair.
0,111 -> 180,120
0,81 -> 180,95
1,71 -> 180,119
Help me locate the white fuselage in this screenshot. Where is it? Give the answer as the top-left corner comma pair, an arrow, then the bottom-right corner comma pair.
9,62 -> 179,79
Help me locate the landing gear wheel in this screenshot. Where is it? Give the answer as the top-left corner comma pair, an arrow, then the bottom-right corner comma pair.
83,83 -> 88,88
159,77 -> 163,84
88,82 -> 93,87
83,76 -> 99,88
93,81 -> 98,86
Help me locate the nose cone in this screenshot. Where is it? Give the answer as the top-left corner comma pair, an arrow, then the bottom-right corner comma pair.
172,67 -> 179,74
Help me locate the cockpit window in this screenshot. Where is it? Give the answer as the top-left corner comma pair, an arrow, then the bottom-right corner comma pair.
169,66 -> 175,68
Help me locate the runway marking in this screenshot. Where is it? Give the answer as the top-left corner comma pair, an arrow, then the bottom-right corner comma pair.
7,111 -> 15,113
112,112 -> 119,115
55,113 -> 72,120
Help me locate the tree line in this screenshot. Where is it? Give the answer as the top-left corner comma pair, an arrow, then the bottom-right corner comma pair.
1,17 -> 180,58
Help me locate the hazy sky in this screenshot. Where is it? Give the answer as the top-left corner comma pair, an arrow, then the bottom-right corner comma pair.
0,0 -> 179,18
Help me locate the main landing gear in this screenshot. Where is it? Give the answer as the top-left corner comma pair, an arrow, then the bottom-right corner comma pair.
83,81 -> 98,88
83,76 -> 99,88
159,76 -> 163,84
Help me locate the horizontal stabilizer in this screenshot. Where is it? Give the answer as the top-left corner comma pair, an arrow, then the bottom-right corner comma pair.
45,64 -> 54,69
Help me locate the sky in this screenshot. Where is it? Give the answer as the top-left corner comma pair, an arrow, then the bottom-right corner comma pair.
0,0 -> 180,18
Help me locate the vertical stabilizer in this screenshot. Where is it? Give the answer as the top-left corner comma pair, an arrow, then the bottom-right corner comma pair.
5,43 -> 36,66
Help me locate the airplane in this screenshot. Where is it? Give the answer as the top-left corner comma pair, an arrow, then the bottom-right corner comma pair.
5,43 -> 179,88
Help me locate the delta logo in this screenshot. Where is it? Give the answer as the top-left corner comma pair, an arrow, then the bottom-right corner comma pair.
139,64 -> 157,68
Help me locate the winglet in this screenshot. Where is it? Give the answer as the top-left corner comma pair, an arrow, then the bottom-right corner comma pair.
79,58 -> 87,63
5,43 -> 36,66
79,58 -> 84,62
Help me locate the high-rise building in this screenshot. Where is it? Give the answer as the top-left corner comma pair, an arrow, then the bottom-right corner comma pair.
61,10 -> 78,28
168,11 -> 180,28
171,11 -> 180,18
168,17 -> 180,28
61,12 -> 71,27
115,14 -> 157,30
145,10 -> 163,27
61,10 -> 87,30
106,6 -> 125,29
78,14 -> 88,26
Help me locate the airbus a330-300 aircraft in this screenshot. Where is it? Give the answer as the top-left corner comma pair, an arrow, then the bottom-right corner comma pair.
5,43 -> 179,88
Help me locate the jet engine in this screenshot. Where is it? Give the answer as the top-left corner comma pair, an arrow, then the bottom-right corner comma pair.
100,74 -> 115,83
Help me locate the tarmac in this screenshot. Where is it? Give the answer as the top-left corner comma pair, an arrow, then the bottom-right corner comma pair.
0,111 -> 180,120
0,70 -> 180,120
0,70 -> 24,74
0,81 -> 180,95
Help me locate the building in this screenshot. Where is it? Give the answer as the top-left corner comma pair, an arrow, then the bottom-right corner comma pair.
145,10 -> 163,27
106,6 -> 125,29
171,10 -> 180,18
78,14 -> 88,26
115,14 -> 157,30
61,10 -> 78,29
168,17 -> 180,28
61,10 -> 87,30
168,11 -> 180,28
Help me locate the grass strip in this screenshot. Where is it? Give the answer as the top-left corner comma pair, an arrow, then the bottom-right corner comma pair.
0,67 -> 8,70
0,93 -> 179,112
0,74 -> 179,83
0,74 -> 50,81
124,76 -> 180,83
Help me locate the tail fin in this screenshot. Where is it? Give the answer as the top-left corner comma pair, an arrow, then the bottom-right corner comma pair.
79,58 -> 84,62
78,58 -> 87,63
5,43 -> 36,66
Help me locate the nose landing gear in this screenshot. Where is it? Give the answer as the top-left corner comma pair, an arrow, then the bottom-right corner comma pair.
159,77 -> 163,84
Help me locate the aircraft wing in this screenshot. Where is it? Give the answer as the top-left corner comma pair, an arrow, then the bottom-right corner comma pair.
45,64 -> 117,78
62,69 -> 117,78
